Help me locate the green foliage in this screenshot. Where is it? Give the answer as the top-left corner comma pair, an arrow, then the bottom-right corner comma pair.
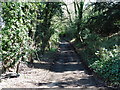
86,2 -> 120,36
1,2 -> 37,71
66,1 -> 120,86
49,31 -> 59,50
1,2 -> 63,72
35,2 -> 63,54
91,45 -> 120,86
78,31 -> 120,86
1,1 -> 119,87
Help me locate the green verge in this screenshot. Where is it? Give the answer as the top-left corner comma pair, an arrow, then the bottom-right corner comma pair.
73,31 -> 120,87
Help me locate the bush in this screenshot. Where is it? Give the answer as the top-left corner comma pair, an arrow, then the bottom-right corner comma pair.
90,45 -> 120,86
77,29 -> 120,86
1,2 -> 37,72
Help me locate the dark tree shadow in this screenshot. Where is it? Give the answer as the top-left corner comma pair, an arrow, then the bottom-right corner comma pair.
33,76 -> 107,89
28,41 -> 91,75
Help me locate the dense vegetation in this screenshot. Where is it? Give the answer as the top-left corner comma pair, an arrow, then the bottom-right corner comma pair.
0,2 -> 63,73
0,1 -> 120,87
65,1 -> 120,87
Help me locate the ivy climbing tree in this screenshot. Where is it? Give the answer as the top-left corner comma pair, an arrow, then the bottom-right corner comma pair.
1,2 -> 38,73
0,2 -> 63,73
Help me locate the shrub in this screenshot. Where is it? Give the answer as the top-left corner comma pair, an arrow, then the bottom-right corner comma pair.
1,2 -> 37,72
90,45 -> 120,86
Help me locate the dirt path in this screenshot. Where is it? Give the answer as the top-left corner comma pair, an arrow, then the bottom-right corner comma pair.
0,41 -> 109,89
36,41 -> 107,89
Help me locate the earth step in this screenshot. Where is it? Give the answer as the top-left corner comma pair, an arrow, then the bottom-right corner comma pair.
1,72 -> 20,79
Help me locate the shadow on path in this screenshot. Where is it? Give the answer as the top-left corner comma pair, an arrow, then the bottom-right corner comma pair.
31,41 -> 91,74
31,40 -> 108,89
34,76 -> 108,89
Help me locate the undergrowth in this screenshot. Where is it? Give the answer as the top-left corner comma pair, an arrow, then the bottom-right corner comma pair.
74,30 -> 120,87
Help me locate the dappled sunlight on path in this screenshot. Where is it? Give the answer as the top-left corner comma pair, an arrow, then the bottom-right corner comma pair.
0,41 -> 107,89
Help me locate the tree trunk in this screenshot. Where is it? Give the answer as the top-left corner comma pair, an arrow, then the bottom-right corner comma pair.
29,54 -> 33,64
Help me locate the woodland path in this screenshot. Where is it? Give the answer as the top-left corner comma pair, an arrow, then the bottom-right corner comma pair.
0,41 -> 110,89
36,41 -> 107,89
